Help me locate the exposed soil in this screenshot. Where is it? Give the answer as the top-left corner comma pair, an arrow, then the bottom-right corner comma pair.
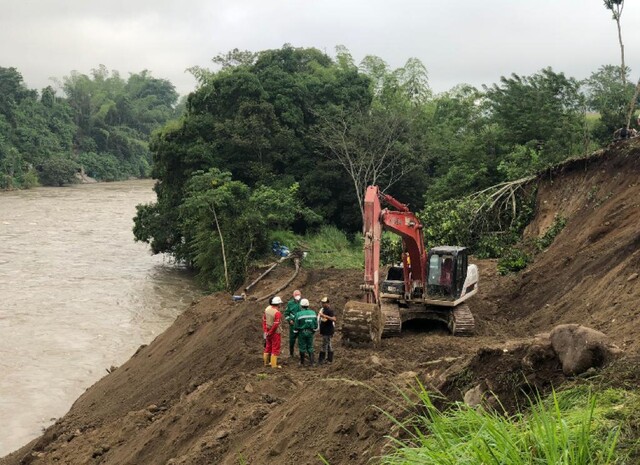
3,139 -> 640,465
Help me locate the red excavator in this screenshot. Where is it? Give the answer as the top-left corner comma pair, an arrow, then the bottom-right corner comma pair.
342,185 -> 479,345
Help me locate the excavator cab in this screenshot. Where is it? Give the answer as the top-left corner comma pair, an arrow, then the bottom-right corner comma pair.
427,246 -> 469,300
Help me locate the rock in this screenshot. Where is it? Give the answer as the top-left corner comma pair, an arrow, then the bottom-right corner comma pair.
215,430 -> 229,440
627,273 -> 638,282
370,355 -> 382,365
463,383 -> 486,407
91,445 -> 110,458
269,436 -> 290,456
550,324 -> 622,376
522,341 -> 557,370
463,380 -> 499,410
244,383 -> 254,393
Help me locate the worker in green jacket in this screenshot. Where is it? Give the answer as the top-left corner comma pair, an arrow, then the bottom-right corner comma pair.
285,289 -> 302,357
294,298 -> 318,367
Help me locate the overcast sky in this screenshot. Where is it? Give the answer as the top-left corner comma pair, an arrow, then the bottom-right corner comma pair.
2,0 -> 639,96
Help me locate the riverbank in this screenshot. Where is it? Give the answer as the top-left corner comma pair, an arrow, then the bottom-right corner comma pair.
3,141 -> 640,463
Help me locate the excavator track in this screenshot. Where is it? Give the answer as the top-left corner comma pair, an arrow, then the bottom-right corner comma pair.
448,303 -> 475,336
342,301 -> 383,346
380,299 -> 402,337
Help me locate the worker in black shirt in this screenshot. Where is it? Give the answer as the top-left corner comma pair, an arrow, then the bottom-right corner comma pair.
318,297 -> 336,364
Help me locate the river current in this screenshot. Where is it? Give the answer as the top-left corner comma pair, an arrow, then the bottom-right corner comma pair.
0,180 -> 203,456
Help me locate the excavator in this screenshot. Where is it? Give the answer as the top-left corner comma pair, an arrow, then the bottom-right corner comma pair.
342,185 -> 479,345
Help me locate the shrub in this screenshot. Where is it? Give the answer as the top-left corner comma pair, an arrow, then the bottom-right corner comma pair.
38,155 -> 78,186
497,247 -> 531,275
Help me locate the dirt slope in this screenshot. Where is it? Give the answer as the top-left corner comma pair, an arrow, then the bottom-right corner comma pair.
3,139 -> 640,465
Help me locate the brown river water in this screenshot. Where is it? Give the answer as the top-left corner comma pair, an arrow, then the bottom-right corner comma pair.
0,180 -> 203,456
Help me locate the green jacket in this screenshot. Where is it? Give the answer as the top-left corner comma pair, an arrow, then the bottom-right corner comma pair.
295,308 -> 318,332
285,299 -> 301,323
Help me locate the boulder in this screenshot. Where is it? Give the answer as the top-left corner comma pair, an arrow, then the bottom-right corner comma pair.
549,324 -> 621,376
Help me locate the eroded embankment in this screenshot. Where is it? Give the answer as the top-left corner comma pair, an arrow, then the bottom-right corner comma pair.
3,139 -> 640,465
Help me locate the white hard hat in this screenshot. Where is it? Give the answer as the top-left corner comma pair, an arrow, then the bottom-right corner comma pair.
271,296 -> 283,305
300,298 -> 309,307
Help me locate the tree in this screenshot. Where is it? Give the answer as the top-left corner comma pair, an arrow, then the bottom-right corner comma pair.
584,64 -> 633,140
393,58 -> 431,105
39,155 -> 78,186
484,68 -> 584,163
422,84 -> 499,201
603,0 -> 626,85
313,104 -> 414,221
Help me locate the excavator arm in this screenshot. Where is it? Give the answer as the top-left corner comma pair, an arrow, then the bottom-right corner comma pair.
362,186 -> 427,303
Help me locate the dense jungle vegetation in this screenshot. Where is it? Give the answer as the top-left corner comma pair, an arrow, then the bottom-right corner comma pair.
133,45 -> 639,289
0,65 -> 180,188
2,46 -> 638,290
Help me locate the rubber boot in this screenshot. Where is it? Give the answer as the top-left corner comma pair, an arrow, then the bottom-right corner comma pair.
318,352 -> 326,365
270,354 -> 281,369
263,352 -> 270,366
327,351 -> 334,363
289,345 -> 295,358
309,353 -> 315,367
299,353 -> 305,366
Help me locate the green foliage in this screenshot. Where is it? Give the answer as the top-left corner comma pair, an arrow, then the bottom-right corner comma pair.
381,385 -> 623,465
536,214 -> 567,250
584,65 -> 636,142
497,247 -> 532,275
38,155 -> 78,186
484,67 -> 585,169
269,226 -> 363,270
135,166 -> 314,290
0,65 -> 177,189
78,152 -> 123,181
420,197 -> 480,248
130,47 -> 632,286
381,232 -> 403,265
302,226 -> 362,269
498,143 -> 544,179
20,168 -> 39,188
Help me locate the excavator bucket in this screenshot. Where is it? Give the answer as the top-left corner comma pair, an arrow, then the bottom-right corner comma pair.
341,301 -> 383,346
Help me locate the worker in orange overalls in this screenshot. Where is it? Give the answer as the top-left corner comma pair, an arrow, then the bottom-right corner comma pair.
263,296 -> 284,368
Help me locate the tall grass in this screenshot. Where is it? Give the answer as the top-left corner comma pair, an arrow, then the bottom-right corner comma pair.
270,226 -> 363,269
381,384 -> 623,465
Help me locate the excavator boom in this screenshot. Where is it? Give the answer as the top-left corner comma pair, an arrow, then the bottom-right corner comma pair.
362,186 -> 427,302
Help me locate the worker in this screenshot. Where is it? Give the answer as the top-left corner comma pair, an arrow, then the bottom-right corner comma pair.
263,296 -> 284,368
285,289 -> 302,357
318,297 -> 336,364
294,298 -> 318,366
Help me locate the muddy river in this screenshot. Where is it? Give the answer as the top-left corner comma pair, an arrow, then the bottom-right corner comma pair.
0,180 -> 203,456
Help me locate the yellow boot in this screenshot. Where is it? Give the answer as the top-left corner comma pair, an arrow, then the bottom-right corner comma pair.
263,352 -> 270,366
270,354 -> 282,369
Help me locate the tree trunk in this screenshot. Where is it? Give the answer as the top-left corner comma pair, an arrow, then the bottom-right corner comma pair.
625,77 -> 640,129
211,203 -> 229,290
616,17 -> 626,85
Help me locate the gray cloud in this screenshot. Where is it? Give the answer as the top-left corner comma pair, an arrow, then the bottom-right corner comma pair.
1,0 -> 639,96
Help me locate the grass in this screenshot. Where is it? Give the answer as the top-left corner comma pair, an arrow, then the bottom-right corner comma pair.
269,226 -> 363,269
378,382 -> 633,465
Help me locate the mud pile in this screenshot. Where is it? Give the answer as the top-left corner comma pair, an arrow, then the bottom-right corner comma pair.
2,139 -> 639,465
